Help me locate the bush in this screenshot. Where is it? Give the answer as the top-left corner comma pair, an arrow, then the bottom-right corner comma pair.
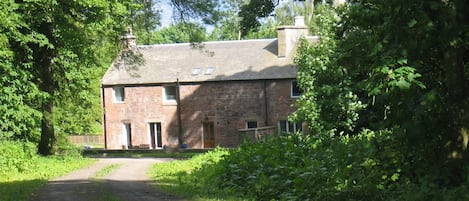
0,141 -> 38,174
203,130 -> 469,200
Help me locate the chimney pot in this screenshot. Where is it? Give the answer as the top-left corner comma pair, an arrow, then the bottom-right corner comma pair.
294,16 -> 305,26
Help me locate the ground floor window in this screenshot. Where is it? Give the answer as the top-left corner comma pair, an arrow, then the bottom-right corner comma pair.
246,121 -> 258,129
278,120 -> 302,133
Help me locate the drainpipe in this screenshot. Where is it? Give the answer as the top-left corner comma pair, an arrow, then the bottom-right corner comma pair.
176,78 -> 183,147
264,80 -> 269,126
101,85 -> 108,150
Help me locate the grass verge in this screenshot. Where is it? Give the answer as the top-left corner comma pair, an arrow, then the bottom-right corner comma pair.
93,164 -> 121,178
90,164 -> 123,201
148,148 -> 244,201
0,156 -> 95,201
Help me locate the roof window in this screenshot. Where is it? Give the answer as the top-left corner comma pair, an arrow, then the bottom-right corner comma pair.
205,67 -> 215,75
192,67 -> 201,75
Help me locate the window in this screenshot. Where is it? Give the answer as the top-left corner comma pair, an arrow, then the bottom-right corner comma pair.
113,87 -> 125,102
163,85 -> 177,102
192,67 -> 201,75
291,80 -> 303,98
246,121 -> 258,129
205,67 -> 215,75
278,120 -> 302,133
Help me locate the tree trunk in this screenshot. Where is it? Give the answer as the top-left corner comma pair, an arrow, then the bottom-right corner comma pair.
37,22 -> 56,156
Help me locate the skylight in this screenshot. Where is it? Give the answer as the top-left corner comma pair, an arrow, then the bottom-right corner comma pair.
205,67 -> 215,75
192,67 -> 201,75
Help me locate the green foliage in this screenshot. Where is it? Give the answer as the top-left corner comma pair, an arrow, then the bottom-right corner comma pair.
0,141 -> 38,174
0,0 -> 43,142
149,148 -> 241,200
239,0 -> 277,36
0,140 -> 93,179
151,22 -> 207,44
172,131 -> 468,201
171,0 -> 220,24
0,141 -> 94,201
292,4 -> 365,136
131,0 -> 162,45
290,0 -> 469,199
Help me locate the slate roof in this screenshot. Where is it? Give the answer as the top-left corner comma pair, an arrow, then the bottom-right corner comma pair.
102,37 -> 319,86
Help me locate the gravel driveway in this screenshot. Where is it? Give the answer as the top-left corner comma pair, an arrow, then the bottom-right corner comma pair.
31,158 -> 185,201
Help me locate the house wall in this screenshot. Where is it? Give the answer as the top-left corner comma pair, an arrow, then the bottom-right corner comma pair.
103,79 -> 297,149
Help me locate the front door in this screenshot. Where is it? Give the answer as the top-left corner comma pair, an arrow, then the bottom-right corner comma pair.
123,123 -> 132,149
203,122 -> 215,148
149,123 -> 162,149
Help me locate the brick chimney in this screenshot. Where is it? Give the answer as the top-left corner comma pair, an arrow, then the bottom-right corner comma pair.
277,16 -> 309,58
122,27 -> 136,50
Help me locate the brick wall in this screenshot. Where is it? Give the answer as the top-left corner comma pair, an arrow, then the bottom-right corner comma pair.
103,79 -> 297,149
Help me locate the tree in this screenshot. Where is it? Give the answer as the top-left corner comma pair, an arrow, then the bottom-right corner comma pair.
9,0 -> 131,155
131,0 -> 162,45
292,4 -> 364,136
171,0 -> 220,24
238,0 -> 279,36
151,22 -> 207,44
295,0 -> 469,185
0,1 -> 43,142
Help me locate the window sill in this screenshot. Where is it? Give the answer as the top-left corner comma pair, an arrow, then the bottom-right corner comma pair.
163,100 -> 177,106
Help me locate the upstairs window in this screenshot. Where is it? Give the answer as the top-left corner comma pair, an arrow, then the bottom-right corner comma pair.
163,85 -> 177,102
113,87 -> 125,103
291,80 -> 303,98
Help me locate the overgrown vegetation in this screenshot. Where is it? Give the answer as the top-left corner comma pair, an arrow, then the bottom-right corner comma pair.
150,1 -> 469,200
149,148 -> 242,201
0,141 -> 94,201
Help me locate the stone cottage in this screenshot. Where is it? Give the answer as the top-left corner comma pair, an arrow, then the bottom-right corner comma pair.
101,17 -> 318,149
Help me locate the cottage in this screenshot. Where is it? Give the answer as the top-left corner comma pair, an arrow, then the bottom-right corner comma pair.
101,17 -> 318,149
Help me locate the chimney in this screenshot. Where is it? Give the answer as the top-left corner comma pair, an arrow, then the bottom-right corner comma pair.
122,27 -> 136,50
277,16 -> 308,58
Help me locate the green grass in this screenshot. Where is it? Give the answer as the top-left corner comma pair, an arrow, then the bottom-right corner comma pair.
0,156 -> 95,201
93,164 -> 121,178
90,164 -> 123,201
148,148 -> 245,201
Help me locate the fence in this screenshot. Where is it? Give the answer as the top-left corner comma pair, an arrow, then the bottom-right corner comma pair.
67,135 -> 104,146
238,126 -> 277,143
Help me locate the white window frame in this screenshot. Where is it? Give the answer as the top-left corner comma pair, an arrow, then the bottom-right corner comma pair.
291,80 -> 302,98
278,120 -> 302,133
113,86 -> 125,103
163,85 -> 177,103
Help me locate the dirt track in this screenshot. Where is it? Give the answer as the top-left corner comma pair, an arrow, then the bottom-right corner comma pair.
31,158 -> 185,201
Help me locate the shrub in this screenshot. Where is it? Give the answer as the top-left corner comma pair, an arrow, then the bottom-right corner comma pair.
0,140 -> 38,174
